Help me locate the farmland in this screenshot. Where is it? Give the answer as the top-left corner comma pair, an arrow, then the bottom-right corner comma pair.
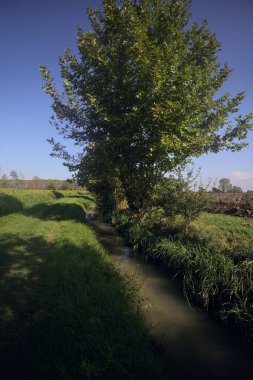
0,189 -> 166,379
205,191 -> 253,217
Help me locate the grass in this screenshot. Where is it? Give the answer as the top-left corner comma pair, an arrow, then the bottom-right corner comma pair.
160,214 -> 253,340
0,189 -> 167,379
152,239 -> 253,323
113,209 -> 253,343
191,212 -> 253,254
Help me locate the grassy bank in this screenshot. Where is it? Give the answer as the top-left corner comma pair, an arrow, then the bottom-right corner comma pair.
112,209 -> 253,343
0,189 -> 167,379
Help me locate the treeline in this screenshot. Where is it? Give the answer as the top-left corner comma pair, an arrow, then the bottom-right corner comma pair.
0,173 -> 79,190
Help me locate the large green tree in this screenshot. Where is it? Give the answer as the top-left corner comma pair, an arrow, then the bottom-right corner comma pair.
41,0 -> 252,212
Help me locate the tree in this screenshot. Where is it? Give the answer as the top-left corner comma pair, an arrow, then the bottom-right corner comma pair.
31,176 -> 42,189
10,170 -> 18,181
218,178 -> 243,193
1,174 -> 9,188
46,181 -> 57,190
41,0 -> 252,212
10,170 -> 19,188
229,185 -> 243,193
212,187 -> 222,193
218,178 -> 232,193
155,173 -> 207,231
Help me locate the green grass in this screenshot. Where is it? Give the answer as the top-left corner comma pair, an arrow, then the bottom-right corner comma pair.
113,209 -> 253,343
152,238 -> 253,319
0,189 -> 167,379
191,212 -> 253,253
154,214 -> 253,341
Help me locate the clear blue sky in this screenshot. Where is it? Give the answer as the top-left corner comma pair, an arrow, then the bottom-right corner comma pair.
0,0 -> 252,189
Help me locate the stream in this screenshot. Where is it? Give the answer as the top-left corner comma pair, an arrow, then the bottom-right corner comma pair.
89,214 -> 253,380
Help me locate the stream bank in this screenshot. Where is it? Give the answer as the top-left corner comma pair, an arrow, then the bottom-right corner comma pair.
89,213 -> 253,380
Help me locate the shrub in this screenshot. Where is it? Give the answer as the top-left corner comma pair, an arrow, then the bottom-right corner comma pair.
155,174 -> 207,232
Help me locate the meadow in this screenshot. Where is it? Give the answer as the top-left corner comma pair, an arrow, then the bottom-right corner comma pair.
191,212 -> 253,254
0,189 -> 167,379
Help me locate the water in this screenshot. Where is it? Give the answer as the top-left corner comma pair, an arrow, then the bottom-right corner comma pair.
89,215 -> 253,380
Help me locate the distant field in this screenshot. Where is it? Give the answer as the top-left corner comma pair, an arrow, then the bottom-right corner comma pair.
205,191 -> 253,217
0,189 -> 166,379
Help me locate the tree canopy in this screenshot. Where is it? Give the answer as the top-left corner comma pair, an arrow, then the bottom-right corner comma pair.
41,0 -> 252,212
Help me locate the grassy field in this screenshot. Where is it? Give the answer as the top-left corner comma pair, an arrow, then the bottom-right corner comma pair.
191,212 -> 253,254
0,189 -> 167,379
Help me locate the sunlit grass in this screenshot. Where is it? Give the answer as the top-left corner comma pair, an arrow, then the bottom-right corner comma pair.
192,212 -> 253,252
0,189 -> 166,379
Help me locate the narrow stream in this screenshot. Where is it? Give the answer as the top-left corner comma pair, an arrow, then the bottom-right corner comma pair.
89,215 -> 253,380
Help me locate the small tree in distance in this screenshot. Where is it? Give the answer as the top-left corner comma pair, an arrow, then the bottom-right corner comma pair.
31,176 -> 42,189
230,185 -> 243,193
1,174 -> 9,188
218,178 -> 232,193
41,0 -> 252,213
10,170 -> 19,188
10,170 -> 18,181
218,178 -> 243,193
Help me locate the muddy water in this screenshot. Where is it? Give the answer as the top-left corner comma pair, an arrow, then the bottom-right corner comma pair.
89,215 -> 253,380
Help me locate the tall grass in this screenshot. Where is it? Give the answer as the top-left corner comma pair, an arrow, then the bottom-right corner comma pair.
152,240 -> 253,325
113,209 -> 253,343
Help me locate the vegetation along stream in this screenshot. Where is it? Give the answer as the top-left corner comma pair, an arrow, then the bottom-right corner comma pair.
90,214 -> 253,380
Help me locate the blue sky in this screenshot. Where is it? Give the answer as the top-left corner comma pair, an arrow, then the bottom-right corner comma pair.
0,0 -> 252,189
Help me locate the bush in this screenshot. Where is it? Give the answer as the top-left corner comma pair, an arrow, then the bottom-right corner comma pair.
46,181 -> 57,190
154,174 -> 207,232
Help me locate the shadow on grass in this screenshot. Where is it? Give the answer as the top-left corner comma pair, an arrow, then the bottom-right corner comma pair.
52,190 -> 65,199
0,232 -> 165,380
66,194 -> 95,202
22,202 -> 86,223
0,233 -> 49,378
0,193 -> 93,223
0,193 -> 23,215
